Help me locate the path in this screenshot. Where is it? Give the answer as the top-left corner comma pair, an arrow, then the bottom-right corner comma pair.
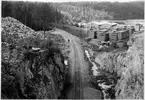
52,28 -> 102,99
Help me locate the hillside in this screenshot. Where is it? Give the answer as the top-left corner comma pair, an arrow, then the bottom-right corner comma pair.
94,32 -> 144,99
91,1 -> 144,20
53,3 -> 113,23
54,1 -> 144,21
1,17 -> 69,99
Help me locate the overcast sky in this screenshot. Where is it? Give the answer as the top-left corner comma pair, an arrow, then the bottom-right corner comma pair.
2,0 -> 143,2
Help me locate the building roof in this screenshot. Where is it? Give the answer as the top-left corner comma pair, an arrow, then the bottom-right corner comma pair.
88,21 -> 118,26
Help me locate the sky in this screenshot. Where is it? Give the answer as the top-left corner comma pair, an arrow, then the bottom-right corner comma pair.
2,0 -> 144,2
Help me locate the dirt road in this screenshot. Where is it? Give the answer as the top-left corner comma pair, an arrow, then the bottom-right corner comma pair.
52,28 -> 101,99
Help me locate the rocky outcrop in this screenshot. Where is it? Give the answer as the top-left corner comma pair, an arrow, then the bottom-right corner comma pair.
115,33 -> 144,99
95,33 -> 144,99
1,17 -> 68,99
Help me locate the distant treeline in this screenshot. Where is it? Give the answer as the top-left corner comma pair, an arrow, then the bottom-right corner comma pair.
62,1 -> 144,20
2,1 -> 144,30
2,1 -> 63,31
53,3 -> 114,22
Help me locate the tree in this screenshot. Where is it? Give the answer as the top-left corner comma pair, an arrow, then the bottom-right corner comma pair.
2,1 -> 63,31
2,1 -> 12,17
33,3 -> 54,38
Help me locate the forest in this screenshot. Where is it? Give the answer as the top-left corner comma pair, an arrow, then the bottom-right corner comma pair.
61,1 -> 144,20
2,1 -> 144,31
2,1 -> 63,31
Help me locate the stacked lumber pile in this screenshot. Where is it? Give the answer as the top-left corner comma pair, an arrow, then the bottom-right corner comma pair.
97,30 -> 106,41
88,30 -> 95,38
109,29 -> 129,42
109,30 -> 118,41
118,30 -> 129,40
